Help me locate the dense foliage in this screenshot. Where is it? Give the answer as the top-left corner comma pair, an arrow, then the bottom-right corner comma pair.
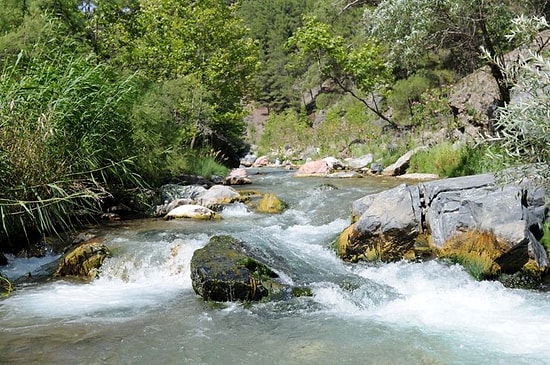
0,0 -> 548,250
0,0 -> 257,249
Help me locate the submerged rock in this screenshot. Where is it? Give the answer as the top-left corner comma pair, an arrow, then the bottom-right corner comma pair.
190,235 -> 291,302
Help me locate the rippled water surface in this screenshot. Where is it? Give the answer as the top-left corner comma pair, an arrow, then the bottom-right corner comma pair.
2,169 -> 550,365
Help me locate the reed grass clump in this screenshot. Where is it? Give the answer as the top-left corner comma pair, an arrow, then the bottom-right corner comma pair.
0,38 -> 143,250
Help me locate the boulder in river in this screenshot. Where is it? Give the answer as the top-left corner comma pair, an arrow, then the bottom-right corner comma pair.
190,235 -> 289,302
195,185 -> 242,210
340,184 -> 420,262
295,160 -> 330,177
338,173 -> 549,283
54,239 -> 110,280
256,193 -> 287,214
224,168 -> 252,185
165,204 -> 221,220
159,184 -> 207,204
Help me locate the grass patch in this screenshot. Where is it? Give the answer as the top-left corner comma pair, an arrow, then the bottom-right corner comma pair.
184,153 -> 229,179
408,142 -> 494,177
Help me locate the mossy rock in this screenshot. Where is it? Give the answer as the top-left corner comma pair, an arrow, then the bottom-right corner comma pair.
190,235 -> 285,302
54,239 -> 110,280
335,224 -> 355,259
439,231 -> 507,280
257,193 -> 287,214
498,259 -> 547,289
0,272 -> 14,297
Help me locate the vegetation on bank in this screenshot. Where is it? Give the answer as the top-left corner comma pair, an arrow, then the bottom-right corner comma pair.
0,0 -> 548,253
0,0 -> 254,251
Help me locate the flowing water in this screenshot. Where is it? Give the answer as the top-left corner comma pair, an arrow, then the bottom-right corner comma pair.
1,169 -> 550,365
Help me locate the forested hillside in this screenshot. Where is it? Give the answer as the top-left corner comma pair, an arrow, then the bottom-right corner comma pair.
240,0 -> 549,168
0,0 -> 548,250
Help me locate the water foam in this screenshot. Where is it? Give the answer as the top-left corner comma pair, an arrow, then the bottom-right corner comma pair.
1,234 -> 208,320
311,260 -> 550,357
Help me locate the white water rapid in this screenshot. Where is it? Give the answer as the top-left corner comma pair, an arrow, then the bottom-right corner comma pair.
1,169 -> 549,365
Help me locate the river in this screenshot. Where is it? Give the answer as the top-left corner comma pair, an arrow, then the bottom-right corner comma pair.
1,169 -> 550,364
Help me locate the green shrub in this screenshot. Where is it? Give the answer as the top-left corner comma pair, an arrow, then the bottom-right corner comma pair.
491,53 -> 549,167
388,75 -> 432,123
184,152 -> 229,179
408,142 -> 494,177
258,109 -> 311,157
541,221 -> 550,252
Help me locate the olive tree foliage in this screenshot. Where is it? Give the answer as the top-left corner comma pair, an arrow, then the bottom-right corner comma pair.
365,0 -> 546,105
288,16 -> 396,127
488,16 -> 550,167
493,53 -> 550,165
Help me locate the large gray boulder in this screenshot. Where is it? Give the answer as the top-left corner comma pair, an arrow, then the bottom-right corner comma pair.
347,154 -> 374,170
159,184 -> 207,204
420,175 -> 548,270
340,173 -> 548,275
382,146 -> 428,176
195,185 -> 242,209
343,184 -> 420,262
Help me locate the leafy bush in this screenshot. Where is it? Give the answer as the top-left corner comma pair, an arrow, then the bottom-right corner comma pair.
258,110 -> 311,157
408,142 -> 493,177
492,53 -> 550,167
541,221 -> 550,252
314,97 -> 379,156
388,75 -> 432,123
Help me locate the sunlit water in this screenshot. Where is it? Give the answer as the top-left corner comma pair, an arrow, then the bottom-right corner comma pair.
1,169 -> 550,365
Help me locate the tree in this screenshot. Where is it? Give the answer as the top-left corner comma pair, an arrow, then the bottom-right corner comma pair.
238,0 -> 315,112
489,16 -> 550,167
91,0 -> 259,166
365,0 -> 546,105
493,53 -> 549,165
288,16 -> 395,127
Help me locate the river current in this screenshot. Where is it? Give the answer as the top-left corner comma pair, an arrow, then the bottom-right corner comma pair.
1,169 -> 550,364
